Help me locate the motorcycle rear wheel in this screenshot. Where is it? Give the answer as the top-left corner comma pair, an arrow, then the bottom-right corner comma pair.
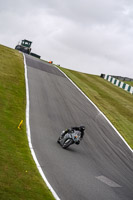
57,137 -> 61,144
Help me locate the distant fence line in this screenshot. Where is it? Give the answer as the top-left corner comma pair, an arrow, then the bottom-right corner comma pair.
109,75 -> 133,82
100,74 -> 133,95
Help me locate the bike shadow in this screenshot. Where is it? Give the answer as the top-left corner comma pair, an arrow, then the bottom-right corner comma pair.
56,140 -> 85,155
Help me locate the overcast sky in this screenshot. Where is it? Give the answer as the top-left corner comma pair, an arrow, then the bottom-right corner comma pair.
1,0 -> 133,77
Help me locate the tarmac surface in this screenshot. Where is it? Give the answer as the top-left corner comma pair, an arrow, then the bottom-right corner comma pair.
25,54 -> 133,200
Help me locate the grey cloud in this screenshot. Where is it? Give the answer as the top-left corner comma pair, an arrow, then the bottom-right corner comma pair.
0,0 -> 133,77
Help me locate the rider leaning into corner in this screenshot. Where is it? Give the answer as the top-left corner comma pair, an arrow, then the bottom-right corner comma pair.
59,126 -> 85,140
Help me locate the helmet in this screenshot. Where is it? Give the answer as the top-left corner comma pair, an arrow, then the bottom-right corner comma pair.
79,126 -> 85,132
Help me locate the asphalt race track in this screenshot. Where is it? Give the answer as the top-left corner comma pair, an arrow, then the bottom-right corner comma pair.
25,54 -> 133,200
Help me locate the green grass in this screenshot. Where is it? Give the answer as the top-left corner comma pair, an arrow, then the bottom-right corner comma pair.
59,67 -> 133,149
0,44 -> 55,200
124,81 -> 133,87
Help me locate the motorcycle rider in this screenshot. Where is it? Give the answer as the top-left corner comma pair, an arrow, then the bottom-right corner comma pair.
60,126 -> 85,140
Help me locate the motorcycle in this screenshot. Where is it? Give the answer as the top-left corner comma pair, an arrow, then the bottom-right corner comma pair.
57,131 -> 81,149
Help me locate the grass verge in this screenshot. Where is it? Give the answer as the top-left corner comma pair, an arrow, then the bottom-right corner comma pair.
0,44 -> 55,200
124,81 -> 133,87
59,67 -> 133,149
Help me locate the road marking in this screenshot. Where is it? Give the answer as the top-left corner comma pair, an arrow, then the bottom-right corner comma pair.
23,54 -> 61,200
96,176 -> 121,187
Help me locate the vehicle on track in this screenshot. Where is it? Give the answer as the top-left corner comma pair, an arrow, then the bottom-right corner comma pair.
15,39 -> 32,54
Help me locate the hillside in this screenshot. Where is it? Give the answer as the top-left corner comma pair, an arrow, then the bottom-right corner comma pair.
0,43 -> 132,199
0,44 -> 55,200
59,67 -> 133,149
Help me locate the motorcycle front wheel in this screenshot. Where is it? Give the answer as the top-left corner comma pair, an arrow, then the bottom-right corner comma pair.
62,138 -> 74,149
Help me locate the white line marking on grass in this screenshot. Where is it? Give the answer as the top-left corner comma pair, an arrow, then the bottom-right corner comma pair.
55,65 -> 133,153
23,54 -> 61,200
96,176 -> 121,187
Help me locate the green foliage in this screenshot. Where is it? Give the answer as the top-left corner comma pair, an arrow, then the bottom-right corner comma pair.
59,67 -> 133,149
0,45 -> 55,200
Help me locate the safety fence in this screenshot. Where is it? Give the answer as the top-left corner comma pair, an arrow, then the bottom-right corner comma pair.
104,75 -> 133,95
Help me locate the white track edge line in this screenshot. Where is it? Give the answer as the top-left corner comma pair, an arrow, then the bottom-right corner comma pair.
23,54 -> 61,200
55,65 -> 133,153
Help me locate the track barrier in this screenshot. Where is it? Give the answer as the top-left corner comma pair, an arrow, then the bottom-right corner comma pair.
103,75 -> 133,94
